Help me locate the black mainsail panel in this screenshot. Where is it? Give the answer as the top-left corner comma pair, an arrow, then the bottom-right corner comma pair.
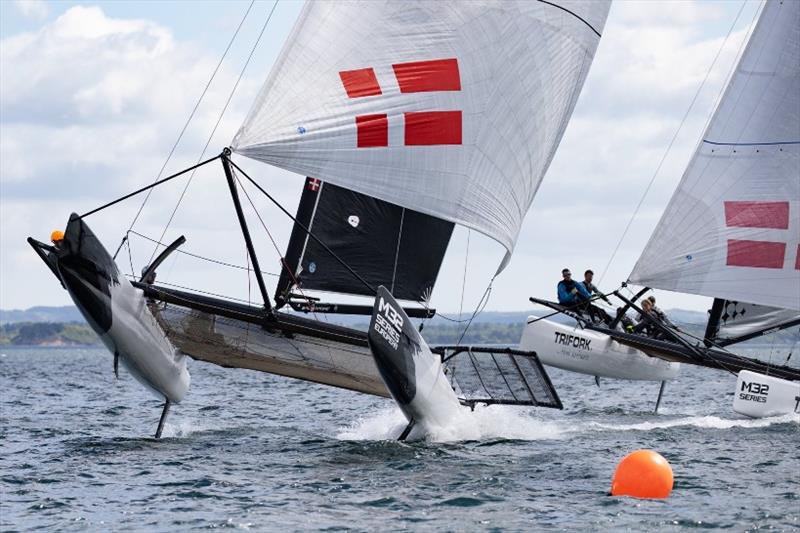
276,177 -> 454,305
705,298 -> 800,347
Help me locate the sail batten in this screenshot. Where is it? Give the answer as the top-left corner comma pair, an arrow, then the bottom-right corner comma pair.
233,1 -> 609,269
629,0 -> 800,311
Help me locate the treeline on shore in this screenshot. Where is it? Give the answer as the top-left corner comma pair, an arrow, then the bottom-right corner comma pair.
0,322 -> 101,347
3,318 -> 796,348
0,320 -> 525,346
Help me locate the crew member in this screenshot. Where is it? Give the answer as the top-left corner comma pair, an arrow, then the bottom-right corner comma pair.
581,269 -> 613,324
582,270 -> 611,304
633,298 -> 660,337
557,268 -> 591,306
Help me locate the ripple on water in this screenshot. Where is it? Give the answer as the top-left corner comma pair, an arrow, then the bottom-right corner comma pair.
1,348 -> 798,531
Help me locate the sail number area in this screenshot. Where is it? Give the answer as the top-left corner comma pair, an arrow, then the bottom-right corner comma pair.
374,300 -> 403,350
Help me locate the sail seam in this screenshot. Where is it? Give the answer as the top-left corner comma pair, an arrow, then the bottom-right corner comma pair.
535,0 -> 602,38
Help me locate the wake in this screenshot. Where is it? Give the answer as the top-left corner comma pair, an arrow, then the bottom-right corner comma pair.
336,405 -> 799,443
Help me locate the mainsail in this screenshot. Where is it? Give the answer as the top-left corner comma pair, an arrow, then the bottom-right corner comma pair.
276,177 -> 454,304
629,0 -> 800,310
232,1 -> 610,270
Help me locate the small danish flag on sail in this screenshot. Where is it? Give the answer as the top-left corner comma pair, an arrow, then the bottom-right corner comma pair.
306,178 -> 321,192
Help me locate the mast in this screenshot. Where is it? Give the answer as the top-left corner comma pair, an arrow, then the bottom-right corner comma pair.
703,298 -> 725,347
221,149 -> 272,313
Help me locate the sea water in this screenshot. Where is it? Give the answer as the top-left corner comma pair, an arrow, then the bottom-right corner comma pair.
1,347 -> 798,531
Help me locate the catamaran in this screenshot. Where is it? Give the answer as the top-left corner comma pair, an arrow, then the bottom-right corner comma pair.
28,1 -> 610,438
521,0 -> 800,418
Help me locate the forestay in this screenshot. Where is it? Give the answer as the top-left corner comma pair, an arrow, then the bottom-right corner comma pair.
233,1 -> 610,270
629,0 -> 800,310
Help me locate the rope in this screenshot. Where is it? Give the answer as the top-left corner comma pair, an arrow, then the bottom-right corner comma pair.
148,0 -> 280,266
112,0 -> 257,260
390,208 -> 405,294
598,0 -> 749,285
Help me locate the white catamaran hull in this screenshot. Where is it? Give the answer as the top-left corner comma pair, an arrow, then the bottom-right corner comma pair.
520,315 -> 680,381
368,286 -> 462,438
38,214 -> 190,403
98,282 -> 190,403
733,371 -> 800,418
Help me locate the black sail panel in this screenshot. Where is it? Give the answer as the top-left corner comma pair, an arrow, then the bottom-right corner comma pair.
277,177 -> 454,304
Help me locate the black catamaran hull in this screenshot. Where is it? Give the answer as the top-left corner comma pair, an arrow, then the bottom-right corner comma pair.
367,286 -> 462,437
28,214 -> 190,403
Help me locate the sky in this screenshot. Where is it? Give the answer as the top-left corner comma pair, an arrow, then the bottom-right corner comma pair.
0,0 -> 765,315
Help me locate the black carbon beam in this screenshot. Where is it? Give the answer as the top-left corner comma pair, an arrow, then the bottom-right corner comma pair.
654,381 -> 666,414
397,420 -> 415,441
155,400 -> 170,439
221,151 -> 272,313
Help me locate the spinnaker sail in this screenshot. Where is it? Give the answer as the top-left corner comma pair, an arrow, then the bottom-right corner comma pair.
233,0 -> 610,269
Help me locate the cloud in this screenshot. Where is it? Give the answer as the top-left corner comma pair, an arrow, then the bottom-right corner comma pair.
1,5 -> 265,309
0,1 -> 760,316
0,5 -> 257,197
14,0 -> 49,21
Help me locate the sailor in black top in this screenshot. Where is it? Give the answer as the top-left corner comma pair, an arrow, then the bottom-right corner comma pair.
581,269 -> 612,325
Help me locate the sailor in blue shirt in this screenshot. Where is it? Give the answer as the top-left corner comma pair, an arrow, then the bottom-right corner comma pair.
557,268 -> 591,305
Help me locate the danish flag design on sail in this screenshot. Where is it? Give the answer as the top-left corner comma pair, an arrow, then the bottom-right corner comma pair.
306,178 -> 321,192
339,58 -> 462,148
724,201 -> 798,269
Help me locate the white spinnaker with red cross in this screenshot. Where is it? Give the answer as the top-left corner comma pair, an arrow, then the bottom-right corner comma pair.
232,1 -> 610,271
629,0 -> 800,311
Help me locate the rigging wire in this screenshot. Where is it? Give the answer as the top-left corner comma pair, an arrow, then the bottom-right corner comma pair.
232,170 -> 321,322
148,0 -> 280,266
597,0 -> 750,286
455,277 -> 495,347
226,158 -> 377,295
127,229 -> 279,277
79,155 -> 222,219
459,229 -> 471,320
112,0 -> 257,260
123,275 -> 259,305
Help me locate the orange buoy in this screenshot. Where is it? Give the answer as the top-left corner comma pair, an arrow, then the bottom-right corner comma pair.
50,230 -> 65,243
611,449 -> 673,499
